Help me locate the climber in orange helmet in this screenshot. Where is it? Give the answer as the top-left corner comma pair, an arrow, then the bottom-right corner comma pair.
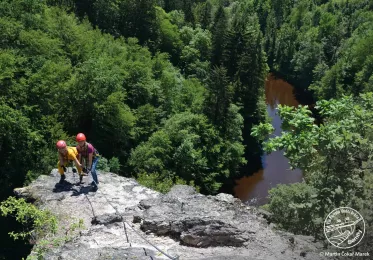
75,133 -> 100,191
56,140 -> 84,184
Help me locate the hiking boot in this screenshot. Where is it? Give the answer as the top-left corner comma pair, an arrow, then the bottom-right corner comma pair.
59,174 -> 66,184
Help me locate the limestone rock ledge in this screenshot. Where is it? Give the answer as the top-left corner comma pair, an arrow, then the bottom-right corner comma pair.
14,170 -> 326,260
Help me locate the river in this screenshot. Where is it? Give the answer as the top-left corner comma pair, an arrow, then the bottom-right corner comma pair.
234,74 -> 303,206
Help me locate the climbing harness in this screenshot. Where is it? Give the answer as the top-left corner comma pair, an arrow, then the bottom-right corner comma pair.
79,143 -> 90,173
79,142 -> 99,181
83,184 -> 179,260
81,143 -> 100,188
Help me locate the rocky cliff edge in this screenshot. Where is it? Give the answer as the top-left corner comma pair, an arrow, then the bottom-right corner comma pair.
14,170 -> 326,260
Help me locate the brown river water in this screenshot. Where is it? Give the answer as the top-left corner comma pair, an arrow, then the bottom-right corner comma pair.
234,74 -> 303,205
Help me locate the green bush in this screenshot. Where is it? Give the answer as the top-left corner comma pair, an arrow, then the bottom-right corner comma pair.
0,197 -> 85,260
108,157 -> 121,173
0,197 -> 57,241
137,172 -> 199,193
96,156 -> 110,172
265,183 -> 317,235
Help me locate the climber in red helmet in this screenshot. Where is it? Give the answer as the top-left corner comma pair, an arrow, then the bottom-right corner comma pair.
56,140 -> 83,184
76,133 -> 100,191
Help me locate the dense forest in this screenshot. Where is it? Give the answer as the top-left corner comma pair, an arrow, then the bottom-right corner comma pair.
0,0 -> 372,258
0,0 -> 269,198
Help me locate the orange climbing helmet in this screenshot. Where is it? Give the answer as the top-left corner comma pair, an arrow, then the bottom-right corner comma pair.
56,140 -> 67,149
76,133 -> 86,142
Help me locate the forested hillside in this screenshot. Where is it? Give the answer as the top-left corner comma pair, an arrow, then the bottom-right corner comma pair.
0,0 -> 267,199
257,0 -> 373,99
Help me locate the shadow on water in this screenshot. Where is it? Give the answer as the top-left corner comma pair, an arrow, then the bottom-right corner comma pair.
219,152 -> 263,196
220,74 -> 311,206
219,118 -> 264,196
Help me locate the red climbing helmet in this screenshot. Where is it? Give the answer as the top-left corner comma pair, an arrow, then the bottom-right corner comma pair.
76,133 -> 86,142
56,140 -> 67,149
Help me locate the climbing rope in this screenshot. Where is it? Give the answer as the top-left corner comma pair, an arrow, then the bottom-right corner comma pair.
84,193 -> 97,219
122,218 -> 179,260
82,178 -> 179,260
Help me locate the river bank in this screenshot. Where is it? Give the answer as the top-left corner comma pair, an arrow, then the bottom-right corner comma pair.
233,74 -> 305,205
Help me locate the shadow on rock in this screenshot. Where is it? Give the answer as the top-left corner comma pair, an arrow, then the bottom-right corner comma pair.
53,181 -> 93,196
71,186 -> 92,196
53,181 -> 74,193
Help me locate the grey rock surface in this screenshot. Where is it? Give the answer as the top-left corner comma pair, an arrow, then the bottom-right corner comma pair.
14,169 -> 327,260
